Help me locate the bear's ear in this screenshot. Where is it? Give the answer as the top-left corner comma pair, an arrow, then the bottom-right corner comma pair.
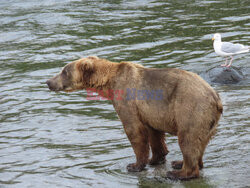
82,61 -> 94,72
87,56 -> 99,60
77,59 -> 95,86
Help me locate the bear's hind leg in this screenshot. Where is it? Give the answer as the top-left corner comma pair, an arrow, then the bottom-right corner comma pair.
146,126 -> 168,165
171,160 -> 183,169
171,158 -> 203,170
167,131 -> 200,180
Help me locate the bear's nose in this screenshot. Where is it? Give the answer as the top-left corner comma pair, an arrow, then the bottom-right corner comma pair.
46,80 -> 51,87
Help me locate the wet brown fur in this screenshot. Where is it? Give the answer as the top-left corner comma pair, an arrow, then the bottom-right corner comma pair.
47,56 -> 223,180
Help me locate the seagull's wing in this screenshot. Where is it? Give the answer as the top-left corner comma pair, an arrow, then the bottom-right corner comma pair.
221,42 -> 245,53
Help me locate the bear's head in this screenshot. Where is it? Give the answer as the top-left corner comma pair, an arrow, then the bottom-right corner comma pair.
46,56 -> 99,92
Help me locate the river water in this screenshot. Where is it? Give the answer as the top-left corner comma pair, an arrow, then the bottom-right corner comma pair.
0,0 -> 249,187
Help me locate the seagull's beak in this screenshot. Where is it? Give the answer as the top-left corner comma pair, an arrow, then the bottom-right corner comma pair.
212,37 -> 215,41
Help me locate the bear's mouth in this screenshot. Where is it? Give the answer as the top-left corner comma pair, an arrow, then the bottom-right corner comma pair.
64,89 -> 74,92
63,86 -> 74,92
47,85 -> 59,92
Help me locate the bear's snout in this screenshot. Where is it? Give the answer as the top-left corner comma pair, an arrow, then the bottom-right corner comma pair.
46,79 -> 50,86
46,78 -> 62,91
46,79 -> 54,91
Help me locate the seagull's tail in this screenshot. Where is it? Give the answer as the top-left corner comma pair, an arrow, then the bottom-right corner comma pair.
246,46 -> 249,53
238,46 -> 249,54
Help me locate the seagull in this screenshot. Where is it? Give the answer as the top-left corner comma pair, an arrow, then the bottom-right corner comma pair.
212,33 -> 249,67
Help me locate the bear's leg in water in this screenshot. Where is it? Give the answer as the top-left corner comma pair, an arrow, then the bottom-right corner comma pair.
146,125 -> 169,165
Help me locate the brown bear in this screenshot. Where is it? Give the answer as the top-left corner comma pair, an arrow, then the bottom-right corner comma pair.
46,56 -> 223,180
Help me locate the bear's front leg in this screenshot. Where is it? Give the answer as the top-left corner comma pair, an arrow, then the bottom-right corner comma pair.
127,162 -> 146,172
124,121 -> 150,172
112,101 -> 150,172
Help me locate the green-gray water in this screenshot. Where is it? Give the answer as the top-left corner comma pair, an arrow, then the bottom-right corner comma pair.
0,1 -> 249,187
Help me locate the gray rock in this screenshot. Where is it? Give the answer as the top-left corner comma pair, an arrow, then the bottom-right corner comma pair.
201,66 -> 245,84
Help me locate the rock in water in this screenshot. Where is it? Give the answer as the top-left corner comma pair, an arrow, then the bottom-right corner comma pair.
201,66 -> 244,84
